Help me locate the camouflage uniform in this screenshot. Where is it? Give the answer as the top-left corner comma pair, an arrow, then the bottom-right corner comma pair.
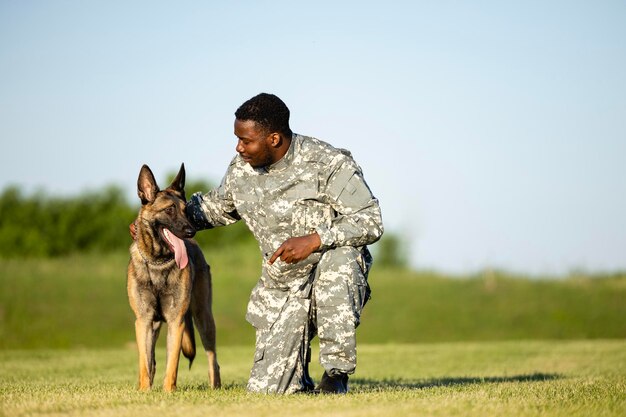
187,134 -> 383,393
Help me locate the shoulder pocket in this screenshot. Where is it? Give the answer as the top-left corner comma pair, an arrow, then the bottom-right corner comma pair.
330,172 -> 372,208
327,169 -> 354,200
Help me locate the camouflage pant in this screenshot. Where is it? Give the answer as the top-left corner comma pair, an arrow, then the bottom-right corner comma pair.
247,246 -> 371,394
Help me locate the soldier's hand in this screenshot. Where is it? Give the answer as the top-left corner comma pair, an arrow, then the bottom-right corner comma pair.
269,233 -> 322,265
129,220 -> 138,241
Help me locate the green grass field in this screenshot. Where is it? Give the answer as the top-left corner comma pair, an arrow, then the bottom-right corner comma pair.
1,340 -> 625,417
1,243 -> 625,349
1,244 -> 625,416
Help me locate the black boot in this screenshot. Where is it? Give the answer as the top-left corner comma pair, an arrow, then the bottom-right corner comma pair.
302,359 -> 315,392
316,371 -> 348,394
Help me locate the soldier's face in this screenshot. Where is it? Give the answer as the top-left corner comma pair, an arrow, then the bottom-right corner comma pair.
234,119 -> 275,168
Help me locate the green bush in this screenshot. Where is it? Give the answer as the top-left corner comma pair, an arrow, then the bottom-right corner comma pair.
0,184 -> 255,258
0,186 -> 137,257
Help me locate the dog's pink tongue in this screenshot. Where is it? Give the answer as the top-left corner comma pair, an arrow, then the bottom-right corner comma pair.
163,228 -> 188,269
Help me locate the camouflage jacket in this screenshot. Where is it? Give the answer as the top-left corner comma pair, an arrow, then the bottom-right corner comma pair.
187,134 -> 383,326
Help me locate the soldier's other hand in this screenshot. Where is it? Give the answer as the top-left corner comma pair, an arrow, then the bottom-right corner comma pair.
269,233 -> 321,265
129,220 -> 138,241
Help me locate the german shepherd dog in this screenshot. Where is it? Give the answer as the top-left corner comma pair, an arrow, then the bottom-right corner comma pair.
127,163 -> 220,392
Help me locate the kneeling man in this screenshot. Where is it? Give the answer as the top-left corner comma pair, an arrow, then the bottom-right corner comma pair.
186,93 -> 384,394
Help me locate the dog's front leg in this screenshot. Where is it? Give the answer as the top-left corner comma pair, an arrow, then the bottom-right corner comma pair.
163,317 -> 185,392
135,319 -> 156,391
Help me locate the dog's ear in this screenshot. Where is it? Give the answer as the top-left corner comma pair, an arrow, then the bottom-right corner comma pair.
168,163 -> 186,197
137,164 -> 160,205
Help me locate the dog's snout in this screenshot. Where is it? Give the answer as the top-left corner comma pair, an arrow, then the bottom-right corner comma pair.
183,226 -> 196,238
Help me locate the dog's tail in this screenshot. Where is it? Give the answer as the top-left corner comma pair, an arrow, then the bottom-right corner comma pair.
182,310 -> 196,369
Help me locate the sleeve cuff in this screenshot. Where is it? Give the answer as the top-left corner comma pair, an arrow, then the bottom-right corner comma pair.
315,225 -> 335,250
186,192 -> 213,230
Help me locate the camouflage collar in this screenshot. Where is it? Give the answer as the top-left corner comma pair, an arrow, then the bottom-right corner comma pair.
265,134 -> 297,173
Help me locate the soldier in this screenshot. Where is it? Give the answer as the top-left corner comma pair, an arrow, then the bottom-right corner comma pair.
187,93 -> 383,394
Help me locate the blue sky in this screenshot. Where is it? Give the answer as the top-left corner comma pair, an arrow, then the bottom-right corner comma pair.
1,1 -> 625,274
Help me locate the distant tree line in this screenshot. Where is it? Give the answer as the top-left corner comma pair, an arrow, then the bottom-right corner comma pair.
0,179 -> 407,267
0,181 -> 253,258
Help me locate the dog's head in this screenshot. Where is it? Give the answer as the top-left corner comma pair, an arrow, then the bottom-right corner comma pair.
137,163 -> 196,244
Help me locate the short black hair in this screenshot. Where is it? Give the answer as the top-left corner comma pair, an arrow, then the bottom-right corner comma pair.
235,93 -> 293,137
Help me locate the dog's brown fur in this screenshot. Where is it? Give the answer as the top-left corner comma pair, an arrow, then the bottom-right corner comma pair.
127,163 -> 220,392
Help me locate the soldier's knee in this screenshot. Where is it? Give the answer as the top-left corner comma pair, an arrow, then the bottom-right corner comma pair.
315,248 -> 370,326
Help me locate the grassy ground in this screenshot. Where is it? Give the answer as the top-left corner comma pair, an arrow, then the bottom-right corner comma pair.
1,245 -> 625,349
1,340 -> 625,417
1,247 -> 625,416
